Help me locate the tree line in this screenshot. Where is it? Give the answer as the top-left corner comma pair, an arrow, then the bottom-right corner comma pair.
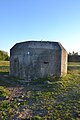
68,51 -> 80,62
69,51 -> 78,56
0,50 -> 10,61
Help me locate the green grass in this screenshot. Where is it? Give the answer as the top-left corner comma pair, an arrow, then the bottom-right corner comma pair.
68,62 -> 80,65
0,61 -> 80,120
0,61 -> 10,66
68,62 -> 80,70
0,61 -> 10,72
0,86 -> 10,97
28,71 -> 80,120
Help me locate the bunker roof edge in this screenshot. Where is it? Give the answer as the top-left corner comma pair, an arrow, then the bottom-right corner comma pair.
10,41 -> 66,51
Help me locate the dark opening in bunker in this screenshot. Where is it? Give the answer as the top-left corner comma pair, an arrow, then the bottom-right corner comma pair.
44,61 -> 49,64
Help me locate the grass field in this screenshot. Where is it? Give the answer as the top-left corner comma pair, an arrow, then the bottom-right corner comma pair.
0,61 -> 10,72
0,61 -> 80,120
68,62 -> 80,70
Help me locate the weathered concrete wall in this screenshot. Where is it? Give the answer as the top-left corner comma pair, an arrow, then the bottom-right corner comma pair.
10,41 -> 67,80
61,45 -> 68,76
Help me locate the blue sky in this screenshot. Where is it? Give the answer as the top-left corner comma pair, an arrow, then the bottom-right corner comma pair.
0,0 -> 80,54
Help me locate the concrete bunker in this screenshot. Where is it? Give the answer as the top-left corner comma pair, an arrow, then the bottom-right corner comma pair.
10,41 -> 67,80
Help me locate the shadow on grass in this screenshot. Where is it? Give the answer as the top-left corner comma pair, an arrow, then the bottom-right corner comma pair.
0,72 -> 23,87
0,71 -> 61,92
0,71 -> 9,76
